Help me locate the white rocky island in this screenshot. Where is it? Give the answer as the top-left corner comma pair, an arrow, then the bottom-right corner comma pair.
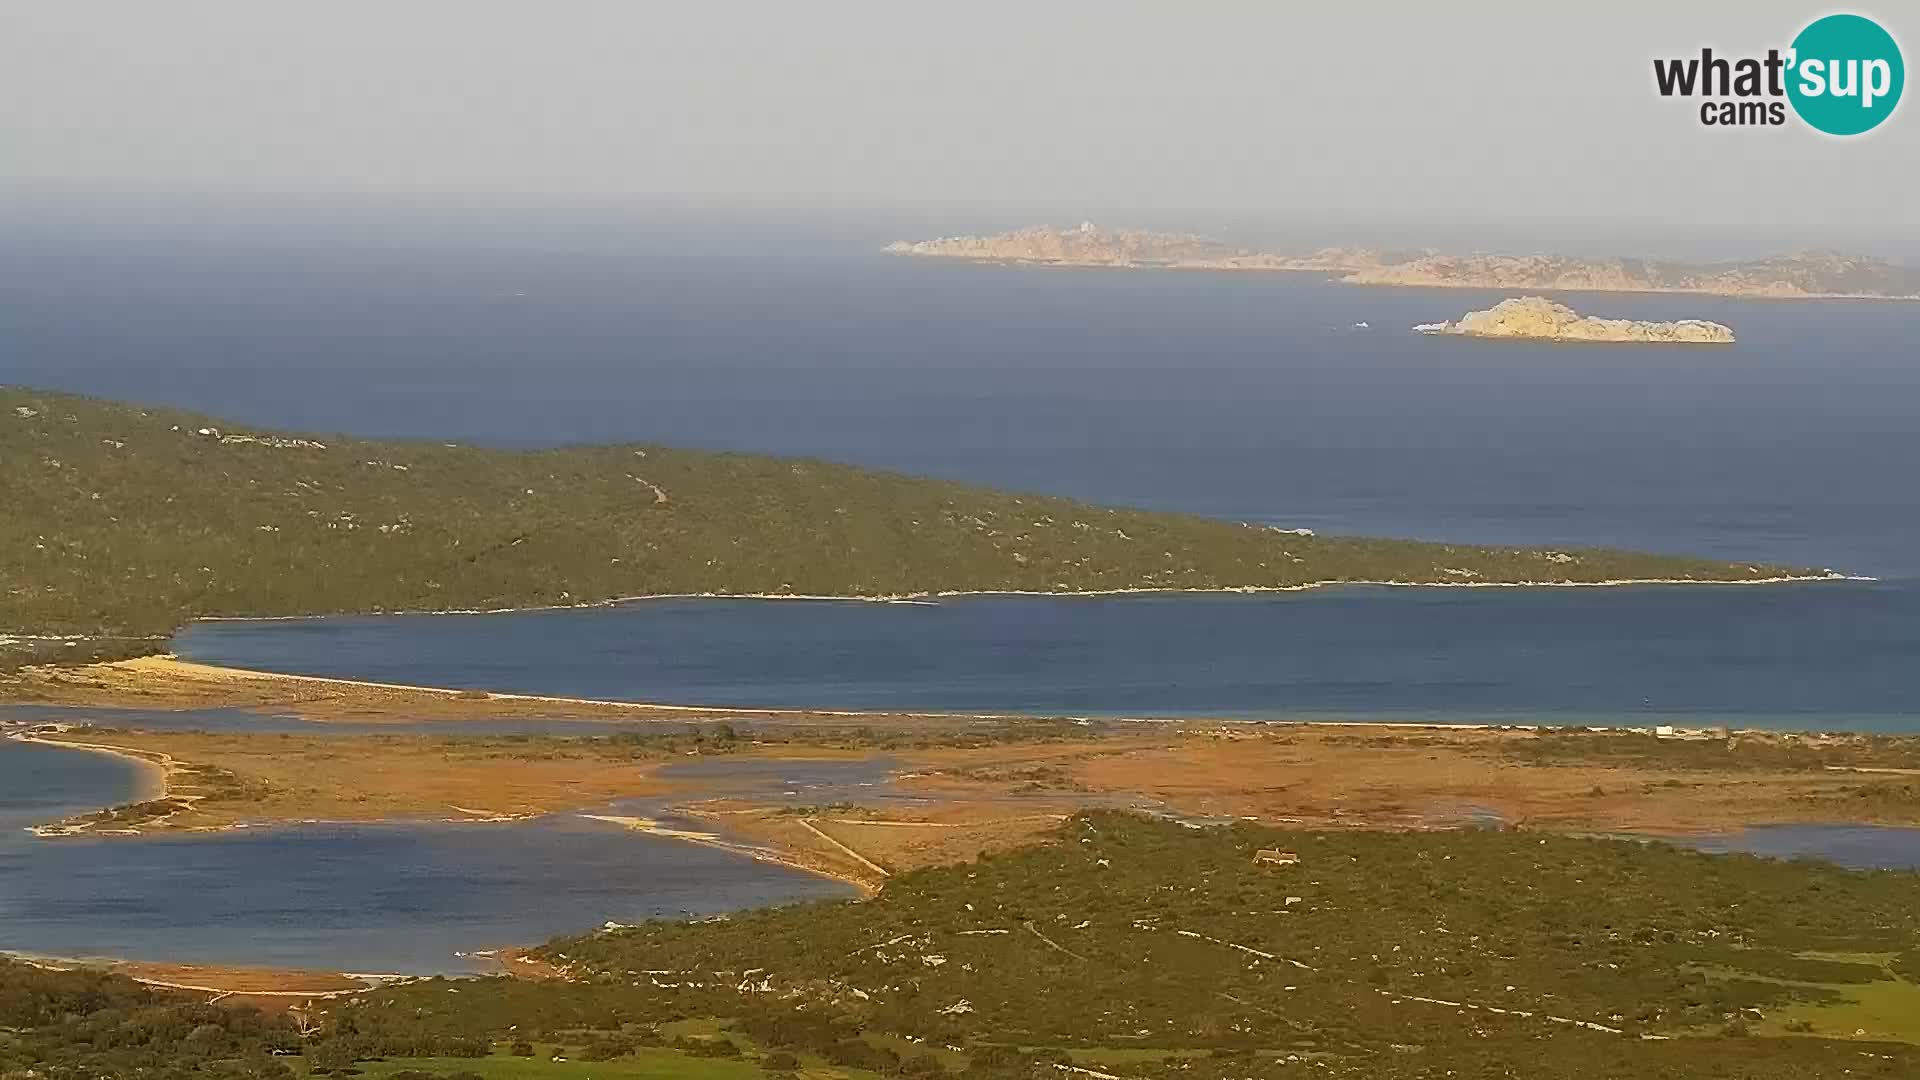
1413,297 -> 1735,344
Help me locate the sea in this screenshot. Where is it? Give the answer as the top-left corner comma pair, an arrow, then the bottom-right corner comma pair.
6,230 -> 1918,578
3,211 -> 1919,970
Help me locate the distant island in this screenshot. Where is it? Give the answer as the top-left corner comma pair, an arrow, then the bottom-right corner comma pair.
887,224 -> 1920,300
0,388 -> 1825,647
1413,297 -> 1736,344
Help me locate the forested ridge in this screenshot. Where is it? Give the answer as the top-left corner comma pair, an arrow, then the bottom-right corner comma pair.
3,387 -> 1808,636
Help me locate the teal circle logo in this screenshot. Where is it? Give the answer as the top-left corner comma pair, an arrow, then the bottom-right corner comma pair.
1787,14 -> 1904,135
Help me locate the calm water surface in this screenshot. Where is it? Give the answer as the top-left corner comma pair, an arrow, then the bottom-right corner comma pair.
0,740 -> 855,974
7,245 -> 1918,577
1681,825 -> 1920,870
178,582 -> 1920,732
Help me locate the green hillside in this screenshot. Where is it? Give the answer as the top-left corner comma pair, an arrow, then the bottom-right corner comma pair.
2,387 -> 1812,636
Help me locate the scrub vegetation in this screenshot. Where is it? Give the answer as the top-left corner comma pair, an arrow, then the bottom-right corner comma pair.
5,814 -> 1919,1078
2,388 -> 1809,637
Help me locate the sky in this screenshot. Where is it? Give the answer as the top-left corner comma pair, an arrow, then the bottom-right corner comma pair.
1,1 -> 1914,230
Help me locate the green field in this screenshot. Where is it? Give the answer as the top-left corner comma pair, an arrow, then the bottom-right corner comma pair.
1,387 -> 1808,638
1691,952 -> 1920,1043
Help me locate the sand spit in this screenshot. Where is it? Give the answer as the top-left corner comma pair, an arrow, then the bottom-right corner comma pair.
180,571 -> 1862,626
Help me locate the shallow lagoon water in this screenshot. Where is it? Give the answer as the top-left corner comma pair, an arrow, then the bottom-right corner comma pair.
178,582 -> 1920,732
0,740 -> 856,974
1678,825 -> 1920,871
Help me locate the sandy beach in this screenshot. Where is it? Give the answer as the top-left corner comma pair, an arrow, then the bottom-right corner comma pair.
2,950 -> 389,1004
172,570 -> 1868,625
4,653 -> 1030,723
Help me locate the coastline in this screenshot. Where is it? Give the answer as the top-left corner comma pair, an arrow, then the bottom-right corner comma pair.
1413,333 -> 1735,346
11,723 -> 888,889
885,254 -> 1920,301
1344,276 -> 1920,302
38,654 -> 1032,720
6,732 -> 228,838
0,950 -> 379,1000
11,733 -> 173,804
6,611 -> 1901,733
1,734 -> 882,995
178,569 -> 1865,626
12,575 -> 1865,723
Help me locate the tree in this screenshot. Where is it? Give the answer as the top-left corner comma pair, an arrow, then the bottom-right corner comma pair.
305,1038 -> 357,1074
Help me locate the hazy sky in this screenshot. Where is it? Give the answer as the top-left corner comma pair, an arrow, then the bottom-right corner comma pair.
2,1 -> 1913,226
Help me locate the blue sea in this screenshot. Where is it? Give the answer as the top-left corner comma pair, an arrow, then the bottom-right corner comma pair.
16,228 -> 1920,722
5,215 -> 1920,970
5,228 -> 1918,578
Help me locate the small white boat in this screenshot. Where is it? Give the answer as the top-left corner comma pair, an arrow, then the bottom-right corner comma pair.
1352,321 -> 1369,329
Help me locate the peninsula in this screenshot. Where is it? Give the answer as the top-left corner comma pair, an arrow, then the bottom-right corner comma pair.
1,388 -> 1817,648
12,701 -> 1920,1076
1413,296 -> 1736,344
888,224 -> 1920,300
17,698 -> 1920,852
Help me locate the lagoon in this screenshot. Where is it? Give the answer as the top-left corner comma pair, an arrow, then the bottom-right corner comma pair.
177,582 -> 1920,733
0,740 -> 856,974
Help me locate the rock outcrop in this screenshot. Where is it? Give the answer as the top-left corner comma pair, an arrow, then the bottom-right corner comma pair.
1413,297 -> 1735,344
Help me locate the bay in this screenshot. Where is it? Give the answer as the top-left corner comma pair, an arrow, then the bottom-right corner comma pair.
178,583 -> 1920,733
